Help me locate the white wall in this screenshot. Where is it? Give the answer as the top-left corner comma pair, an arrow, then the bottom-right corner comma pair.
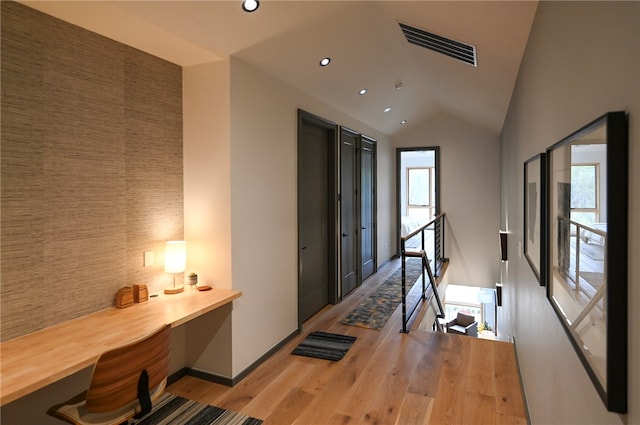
500,2 -> 639,423
182,57 -> 393,379
228,57 -> 392,376
394,114 -> 502,288
183,60 -> 234,376
184,61 -> 232,290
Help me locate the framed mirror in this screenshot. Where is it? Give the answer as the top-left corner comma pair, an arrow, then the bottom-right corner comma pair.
546,111 -> 628,413
524,153 -> 547,285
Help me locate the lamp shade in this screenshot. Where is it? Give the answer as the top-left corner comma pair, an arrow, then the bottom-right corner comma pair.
164,241 -> 186,273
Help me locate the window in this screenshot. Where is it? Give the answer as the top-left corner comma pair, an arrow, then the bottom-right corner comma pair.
444,303 -> 481,323
443,284 -> 487,325
406,166 -> 435,220
571,163 -> 599,225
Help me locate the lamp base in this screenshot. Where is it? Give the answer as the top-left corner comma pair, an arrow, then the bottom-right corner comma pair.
164,286 -> 184,295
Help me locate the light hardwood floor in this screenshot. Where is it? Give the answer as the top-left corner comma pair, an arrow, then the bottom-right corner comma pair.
167,259 -> 528,425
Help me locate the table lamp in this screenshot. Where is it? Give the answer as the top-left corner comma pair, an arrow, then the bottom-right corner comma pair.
164,240 -> 186,294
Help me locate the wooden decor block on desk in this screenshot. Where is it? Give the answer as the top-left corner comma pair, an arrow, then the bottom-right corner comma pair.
133,284 -> 148,303
115,287 -> 133,308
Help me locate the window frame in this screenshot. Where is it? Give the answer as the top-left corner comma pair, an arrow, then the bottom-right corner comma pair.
570,162 -> 600,223
405,166 -> 435,220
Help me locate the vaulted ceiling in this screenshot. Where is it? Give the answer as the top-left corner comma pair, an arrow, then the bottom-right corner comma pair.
23,1 -> 539,137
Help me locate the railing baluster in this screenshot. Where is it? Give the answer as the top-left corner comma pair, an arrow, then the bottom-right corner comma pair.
575,222 -> 581,296
401,237 -> 408,333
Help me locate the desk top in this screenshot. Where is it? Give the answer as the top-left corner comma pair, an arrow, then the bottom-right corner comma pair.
0,287 -> 241,406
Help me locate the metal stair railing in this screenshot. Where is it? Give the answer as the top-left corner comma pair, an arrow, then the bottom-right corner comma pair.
400,213 -> 447,333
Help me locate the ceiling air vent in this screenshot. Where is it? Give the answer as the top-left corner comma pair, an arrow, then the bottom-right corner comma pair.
399,22 -> 477,67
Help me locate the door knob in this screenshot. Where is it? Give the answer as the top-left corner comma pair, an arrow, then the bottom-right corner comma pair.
342,233 -> 348,237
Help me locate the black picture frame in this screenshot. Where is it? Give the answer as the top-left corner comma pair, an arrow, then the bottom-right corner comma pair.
524,153 -> 547,285
545,111 -> 628,413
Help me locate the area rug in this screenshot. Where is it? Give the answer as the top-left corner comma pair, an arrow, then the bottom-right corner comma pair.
136,392 -> 263,424
341,258 -> 423,330
291,331 -> 357,361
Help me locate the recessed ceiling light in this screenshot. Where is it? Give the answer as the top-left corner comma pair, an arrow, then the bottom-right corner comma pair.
401,120 -> 407,125
384,107 -> 391,113
242,0 -> 259,12
319,57 -> 331,67
359,88 -> 367,95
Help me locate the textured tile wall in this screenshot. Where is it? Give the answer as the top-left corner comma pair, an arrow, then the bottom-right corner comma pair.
1,2 -> 183,341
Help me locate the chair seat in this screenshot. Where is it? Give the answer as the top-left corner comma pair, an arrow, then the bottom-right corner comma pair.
447,324 -> 467,335
49,379 -> 166,425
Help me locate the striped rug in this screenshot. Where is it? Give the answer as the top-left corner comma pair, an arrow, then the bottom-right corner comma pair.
135,392 -> 263,425
291,331 -> 357,361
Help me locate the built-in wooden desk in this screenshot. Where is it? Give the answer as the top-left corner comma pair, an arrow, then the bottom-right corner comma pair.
0,287 -> 241,406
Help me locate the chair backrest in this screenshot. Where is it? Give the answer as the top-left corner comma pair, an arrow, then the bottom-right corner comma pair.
85,324 -> 171,413
456,312 -> 476,327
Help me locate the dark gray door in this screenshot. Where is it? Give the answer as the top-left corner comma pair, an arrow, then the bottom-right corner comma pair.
341,130 -> 359,297
298,111 -> 337,324
361,137 -> 376,280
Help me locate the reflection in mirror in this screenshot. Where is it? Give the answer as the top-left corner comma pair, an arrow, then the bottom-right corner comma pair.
549,133 -> 607,383
546,111 -> 628,413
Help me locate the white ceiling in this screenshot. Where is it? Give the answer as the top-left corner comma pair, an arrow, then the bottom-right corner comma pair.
23,1 -> 539,137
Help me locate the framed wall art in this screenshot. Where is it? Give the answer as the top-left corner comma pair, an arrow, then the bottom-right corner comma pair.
524,153 -> 546,285
546,111 -> 628,413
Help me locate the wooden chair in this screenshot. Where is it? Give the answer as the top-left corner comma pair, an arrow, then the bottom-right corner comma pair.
48,324 -> 171,425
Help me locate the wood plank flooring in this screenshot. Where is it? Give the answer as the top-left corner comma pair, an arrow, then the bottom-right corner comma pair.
167,259 -> 528,425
